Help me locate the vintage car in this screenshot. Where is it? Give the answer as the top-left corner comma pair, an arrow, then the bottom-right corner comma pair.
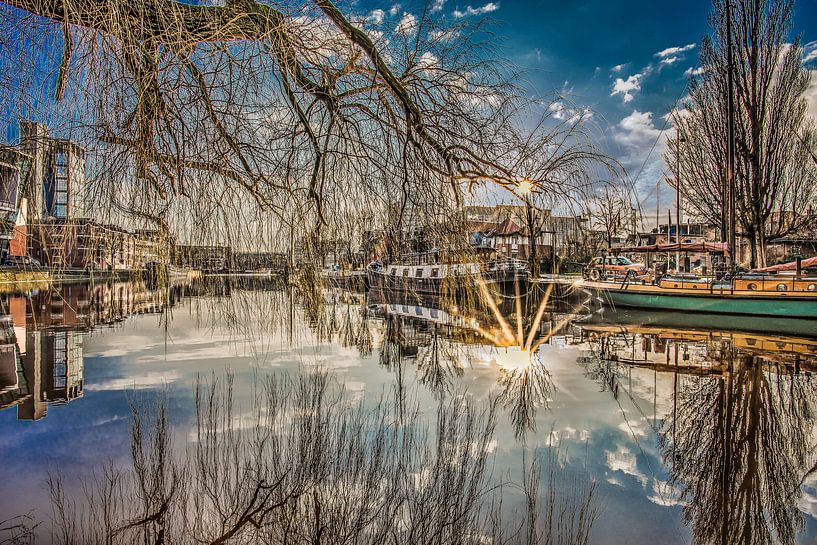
583,255 -> 648,281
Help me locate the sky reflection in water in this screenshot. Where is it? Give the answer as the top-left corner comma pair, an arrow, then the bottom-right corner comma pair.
1,277 -> 816,545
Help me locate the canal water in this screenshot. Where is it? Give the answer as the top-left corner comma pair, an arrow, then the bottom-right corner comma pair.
1,277 -> 816,544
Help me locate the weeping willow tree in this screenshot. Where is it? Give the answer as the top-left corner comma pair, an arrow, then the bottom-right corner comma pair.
0,0 -> 617,270
666,0 -> 817,268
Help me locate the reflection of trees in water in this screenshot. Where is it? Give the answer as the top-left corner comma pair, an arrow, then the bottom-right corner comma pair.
354,306 -> 373,357
415,325 -> 465,397
577,336 -> 625,399
496,355 -> 555,439
378,314 -> 403,371
661,354 -> 817,545
36,372 -> 600,545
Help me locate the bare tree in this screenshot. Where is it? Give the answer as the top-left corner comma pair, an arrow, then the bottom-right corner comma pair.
666,0 -> 817,268
40,371 -> 602,545
0,0 -> 616,267
587,186 -> 630,253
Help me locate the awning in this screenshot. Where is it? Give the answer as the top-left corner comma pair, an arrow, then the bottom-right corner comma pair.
753,256 -> 817,272
617,242 -> 730,255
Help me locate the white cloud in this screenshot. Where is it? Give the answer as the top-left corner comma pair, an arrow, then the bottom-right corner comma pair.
612,109 -> 676,205
417,51 -> 440,71
431,0 -> 447,12
395,12 -> 418,36
803,41 -> 817,64
89,371 -> 183,391
367,9 -> 385,24
452,2 -> 499,18
611,73 -> 643,103
614,110 -> 665,149
429,28 -> 460,42
388,4 -> 401,16
660,56 -> 678,66
611,63 -> 628,73
655,43 -> 696,58
606,445 -> 648,486
684,66 -> 705,77
548,101 -> 592,123
806,70 -> 817,121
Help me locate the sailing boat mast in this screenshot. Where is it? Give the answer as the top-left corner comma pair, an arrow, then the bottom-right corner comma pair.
725,0 -> 737,270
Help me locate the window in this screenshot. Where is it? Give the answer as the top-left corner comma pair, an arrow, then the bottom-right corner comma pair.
617,256 -> 633,265
390,267 -> 396,276
416,268 -> 423,278
431,268 -> 439,278
402,268 -> 409,277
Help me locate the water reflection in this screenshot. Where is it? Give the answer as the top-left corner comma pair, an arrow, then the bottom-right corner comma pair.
577,312 -> 817,545
0,276 -> 276,421
661,354 -> 815,545
3,277 -> 817,544
362,285 -> 580,437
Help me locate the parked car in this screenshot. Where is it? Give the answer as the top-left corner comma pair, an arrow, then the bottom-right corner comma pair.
583,255 -> 648,281
4,255 -> 43,269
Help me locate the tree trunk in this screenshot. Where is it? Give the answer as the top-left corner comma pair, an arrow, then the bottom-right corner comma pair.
752,229 -> 766,269
525,201 -> 538,278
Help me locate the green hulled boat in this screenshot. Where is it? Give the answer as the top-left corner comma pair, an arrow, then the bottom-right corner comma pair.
581,274 -> 817,320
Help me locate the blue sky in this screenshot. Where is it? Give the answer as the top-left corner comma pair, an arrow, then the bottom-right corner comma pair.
2,0 -> 816,224
357,0 -> 817,219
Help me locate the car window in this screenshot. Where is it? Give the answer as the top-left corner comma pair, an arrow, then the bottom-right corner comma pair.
617,257 -> 633,265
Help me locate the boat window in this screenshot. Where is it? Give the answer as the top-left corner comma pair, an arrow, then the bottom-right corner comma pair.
809,284 -> 817,292
390,267 -> 396,275
416,268 -> 423,278
617,256 -> 633,265
402,268 -> 409,277
431,268 -> 439,277
747,283 -> 758,291
776,283 -> 788,292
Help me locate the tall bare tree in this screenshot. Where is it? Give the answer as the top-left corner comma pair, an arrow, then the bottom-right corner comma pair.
666,0 -> 817,268
587,185 -> 630,253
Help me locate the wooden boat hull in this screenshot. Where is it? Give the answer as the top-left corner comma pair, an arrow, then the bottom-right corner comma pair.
582,281 -> 817,319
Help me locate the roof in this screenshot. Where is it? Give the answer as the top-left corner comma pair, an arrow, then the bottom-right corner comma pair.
466,220 -> 500,234
754,256 -> 817,272
490,218 -> 525,237
618,242 -> 729,255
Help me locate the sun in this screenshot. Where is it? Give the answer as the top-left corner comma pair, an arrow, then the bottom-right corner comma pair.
492,346 -> 537,371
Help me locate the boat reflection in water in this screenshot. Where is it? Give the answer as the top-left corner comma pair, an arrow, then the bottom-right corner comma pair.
577,308 -> 817,545
364,281 -> 589,437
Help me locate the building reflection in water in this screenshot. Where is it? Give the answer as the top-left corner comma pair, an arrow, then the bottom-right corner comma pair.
579,317 -> 817,545
0,280 -> 193,420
